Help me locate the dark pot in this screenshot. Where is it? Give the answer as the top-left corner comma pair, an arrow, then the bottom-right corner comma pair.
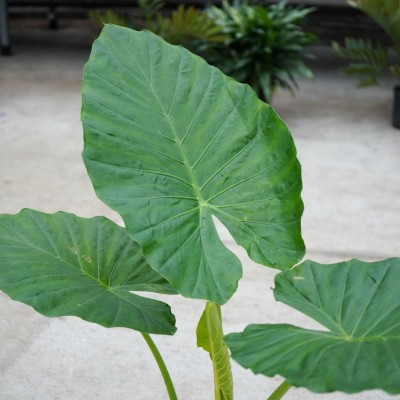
393,85 -> 400,129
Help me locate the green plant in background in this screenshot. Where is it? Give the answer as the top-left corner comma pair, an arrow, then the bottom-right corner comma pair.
204,0 -> 316,102
89,0 -> 164,28
332,0 -> 400,86
89,0 -> 225,53
138,0 -> 164,23
147,4 -> 227,52
1,25 -> 400,399
89,0 -> 316,102
89,9 -> 131,28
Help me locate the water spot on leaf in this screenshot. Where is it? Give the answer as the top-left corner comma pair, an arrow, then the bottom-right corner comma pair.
69,245 -> 78,255
82,254 -> 92,263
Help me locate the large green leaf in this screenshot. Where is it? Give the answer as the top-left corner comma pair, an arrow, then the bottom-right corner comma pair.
225,258 -> 400,394
197,302 -> 233,400
82,24 -> 304,304
0,209 -> 176,335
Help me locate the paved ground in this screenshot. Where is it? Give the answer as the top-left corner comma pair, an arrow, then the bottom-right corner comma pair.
1,20 -> 400,400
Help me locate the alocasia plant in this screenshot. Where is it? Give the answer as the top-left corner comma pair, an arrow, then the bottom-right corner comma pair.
0,24 -> 399,399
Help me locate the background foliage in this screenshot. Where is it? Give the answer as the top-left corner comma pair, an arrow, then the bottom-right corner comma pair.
90,0 -> 316,102
333,0 -> 400,85
203,0 -> 316,102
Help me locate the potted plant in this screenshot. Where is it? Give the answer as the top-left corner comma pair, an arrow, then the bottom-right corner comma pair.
203,0 -> 316,103
332,0 -> 400,128
1,25 -> 400,399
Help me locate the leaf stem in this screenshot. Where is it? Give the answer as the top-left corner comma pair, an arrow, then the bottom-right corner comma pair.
142,333 -> 178,400
213,303 -> 222,400
267,379 -> 292,400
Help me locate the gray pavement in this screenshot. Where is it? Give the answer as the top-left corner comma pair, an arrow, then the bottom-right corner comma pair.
1,21 -> 400,400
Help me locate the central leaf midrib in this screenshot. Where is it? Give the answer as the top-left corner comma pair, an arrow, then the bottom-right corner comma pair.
142,54 -> 211,207
105,29 -> 208,201
163,108 -> 206,206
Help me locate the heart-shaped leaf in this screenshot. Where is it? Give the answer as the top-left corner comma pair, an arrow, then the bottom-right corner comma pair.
197,302 -> 233,400
0,209 -> 176,335
82,25 -> 304,304
225,258 -> 400,394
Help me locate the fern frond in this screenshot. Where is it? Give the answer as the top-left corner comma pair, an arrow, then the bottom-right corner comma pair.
89,10 -> 129,27
138,0 -> 164,21
148,5 -> 227,50
332,37 -> 391,86
333,37 -> 388,66
347,0 -> 400,52
390,64 -> 400,81
343,63 -> 381,86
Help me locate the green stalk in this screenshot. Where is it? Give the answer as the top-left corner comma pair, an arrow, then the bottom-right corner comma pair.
212,303 -> 222,400
142,333 -> 178,400
267,379 -> 292,400
196,301 -> 233,400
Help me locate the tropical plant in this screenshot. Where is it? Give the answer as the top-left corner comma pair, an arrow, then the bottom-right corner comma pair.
89,0 -> 163,28
203,0 -> 316,102
138,0 -> 164,22
89,0 -> 225,53
89,9 -> 131,28
332,0 -> 400,86
147,4 -> 227,51
1,25 -> 400,399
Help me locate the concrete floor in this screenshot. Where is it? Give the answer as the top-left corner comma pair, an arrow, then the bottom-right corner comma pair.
1,20 -> 400,400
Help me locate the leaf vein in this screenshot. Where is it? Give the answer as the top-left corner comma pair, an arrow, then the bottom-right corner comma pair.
168,51 -> 183,117
180,69 -> 214,145
85,123 -> 184,165
85,158 -> 193,188
85,99 -> 174,143
191,85 -> 246,171
350,263 -> 391,336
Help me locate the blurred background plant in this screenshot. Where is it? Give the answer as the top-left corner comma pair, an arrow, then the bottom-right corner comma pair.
89,9 -> 131,27
138,0 -> 164,23
332,0 -> 400,86
90,0 -> 316,103
89,0 -> 226,53
89,0 -> 162,28
203,0 -> 316,102
146,4 -> 227,51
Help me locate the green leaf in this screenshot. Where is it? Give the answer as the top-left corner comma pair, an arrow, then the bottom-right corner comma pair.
82,24 -> 304,304
225,258 -> 400,394
197,302 -> 233,400
0,209 -> 176,335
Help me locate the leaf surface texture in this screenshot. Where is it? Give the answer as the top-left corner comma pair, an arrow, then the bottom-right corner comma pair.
225,258 -> 400,394
82,25 -> 304,303
0,209 -> 176,335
